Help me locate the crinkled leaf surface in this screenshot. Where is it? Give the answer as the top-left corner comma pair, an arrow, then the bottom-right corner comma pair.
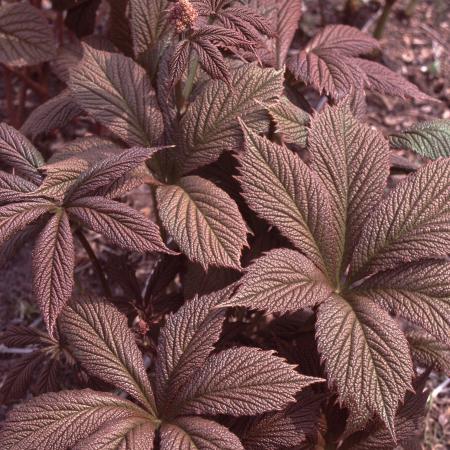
0,2 -> 56,66
65,146 -> 156,201
238,123 -> 335,275
156,176 -> 247,269
354,261 -> 450,344
390,119 -> 450,159
0,123 -> 44,183
74,417 -> 156,450
0,389 -> 148,450
155,288 -> 231,412
177,347 -> 321,416
351,158 -> 450,279
179,64 -> 283,173
33,210 -> 74,335
316,295 -> 413,436
288,49 -> 365,100
305,24 -> 380,56
160,417 -> 243,450
406,330 -> 450,373
67,196 -> 171,254
227,248 -> 332,313
354,58 -> 432,101
130,0 -> 168,61
21,89 -> 83,139
61,296 -> 156,414
267,97 -> 310,146
33,158 -> 89,201
0,200 -> 52,248
69,44 -> 163,146
309,103 -> 389,279
240,392 -> 322,449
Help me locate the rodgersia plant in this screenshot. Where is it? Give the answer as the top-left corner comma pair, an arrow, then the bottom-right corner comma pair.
0,0 -> 449,449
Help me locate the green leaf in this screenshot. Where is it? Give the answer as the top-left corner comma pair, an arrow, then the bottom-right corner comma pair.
390,119 -> 450,159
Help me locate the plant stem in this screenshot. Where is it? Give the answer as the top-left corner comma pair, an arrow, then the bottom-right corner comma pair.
373,0 -> 397,39
75,229 -> 112,298
182,53 -> 199,103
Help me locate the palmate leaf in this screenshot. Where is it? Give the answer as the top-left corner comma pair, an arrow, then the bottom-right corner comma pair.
317,295 -> 413,436
390,119 -> 450,159
354,261 -> 450,344
288,24 -> 430,101
61,296 -> 157,414
176,347 -> 322,416
32,210 -> 74,335
66,196 -> 171,254
21,89 -> 83,139
0,2 -> 56,66
74,417 -> 156,450
238,123 -> 336,275
159,417 -> 243,450
0,390 -> 148,449
0,123 -> 44,183
129,0 -> 169,61
226,248 -> 332,313
179,64 -> 284,173
156,176 -> 247,269
308,103 -> 389,279
154,288 -> 232,412
350,158 -> 450,279
69,44 -> 163,147
267,97 -> 310,145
